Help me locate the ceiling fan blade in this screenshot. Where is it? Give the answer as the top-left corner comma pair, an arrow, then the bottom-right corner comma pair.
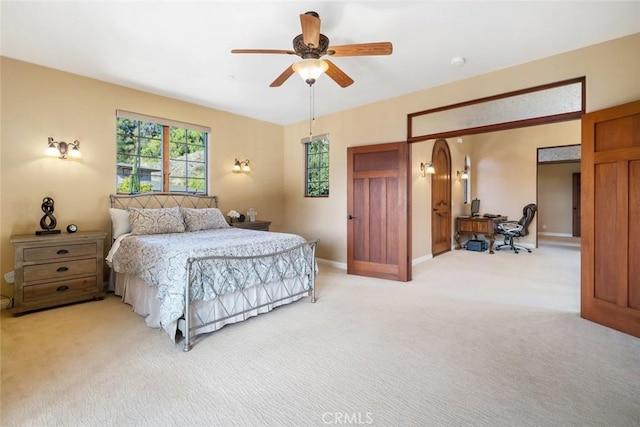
324,59 -> 354,88
300,12 -> 321,48
270,65 -> 295,87
327,42 -> 393,57
231,49 -> 296,55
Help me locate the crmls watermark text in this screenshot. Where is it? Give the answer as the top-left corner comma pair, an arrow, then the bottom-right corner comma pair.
321,412 -> 373,425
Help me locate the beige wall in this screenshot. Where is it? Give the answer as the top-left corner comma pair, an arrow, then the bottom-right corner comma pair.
538,162 -> 581,235
469,121 -> 581,245
0,58 -> 285,296
2,33 -> 639,295
283,33 -> 640,263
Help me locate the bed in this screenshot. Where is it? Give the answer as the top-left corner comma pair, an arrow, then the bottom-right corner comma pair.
107,193 -> 318,351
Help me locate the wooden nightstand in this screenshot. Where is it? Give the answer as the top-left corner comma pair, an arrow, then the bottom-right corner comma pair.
230,220 -> 271,231
10,231 -> 107,315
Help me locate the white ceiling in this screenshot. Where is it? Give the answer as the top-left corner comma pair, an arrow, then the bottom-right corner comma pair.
1,1 -> 639,126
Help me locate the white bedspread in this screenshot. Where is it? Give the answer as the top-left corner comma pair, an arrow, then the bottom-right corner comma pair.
108,228 -> 313,329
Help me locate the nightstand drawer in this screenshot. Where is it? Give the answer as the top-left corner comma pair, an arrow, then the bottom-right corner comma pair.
23,277 -> 98,302
24,243 -> 97,262
23,258 -> 97,282
11,231 -> 107,315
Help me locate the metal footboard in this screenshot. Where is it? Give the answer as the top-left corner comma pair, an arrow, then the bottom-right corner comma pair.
183,239 -> 319,351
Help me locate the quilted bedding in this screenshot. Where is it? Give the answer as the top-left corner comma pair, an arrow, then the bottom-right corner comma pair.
108,228 -> 313,329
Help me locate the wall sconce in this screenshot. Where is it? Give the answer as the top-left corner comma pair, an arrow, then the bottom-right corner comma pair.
232,158 -> 251,173
457,167 -> 469,180
44,137 -> 82,160
420,162 -> 436,177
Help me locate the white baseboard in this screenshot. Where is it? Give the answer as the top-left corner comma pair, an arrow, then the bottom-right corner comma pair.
412,254 -> 433,265
320,241 -> 542,268
539,232 -> 574,237
317,256 -> 435,269
316,258 -> 347,270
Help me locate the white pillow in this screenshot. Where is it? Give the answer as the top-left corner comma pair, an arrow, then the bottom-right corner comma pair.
109,208 -> 131,239
181,207 -> 230,232
128,207 -> 186,235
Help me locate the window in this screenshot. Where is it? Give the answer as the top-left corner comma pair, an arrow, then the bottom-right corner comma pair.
408,77 -> 585,142
304,134 -> 329,197
116,110 -> 209,194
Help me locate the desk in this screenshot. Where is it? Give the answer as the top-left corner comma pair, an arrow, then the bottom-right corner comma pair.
455,216 -> 507,254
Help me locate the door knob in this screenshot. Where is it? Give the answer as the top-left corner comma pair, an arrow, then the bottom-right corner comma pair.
348,215 -> 355,220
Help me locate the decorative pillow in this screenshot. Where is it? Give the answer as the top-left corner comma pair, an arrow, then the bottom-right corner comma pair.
128,207 -> 186,235
109,208 -> 131,239
181,207 -> 230,232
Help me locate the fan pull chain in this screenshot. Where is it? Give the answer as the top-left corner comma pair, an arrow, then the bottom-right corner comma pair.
308,83 -> 314,143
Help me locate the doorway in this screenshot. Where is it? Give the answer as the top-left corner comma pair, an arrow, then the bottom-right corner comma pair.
537,144 -> 581,247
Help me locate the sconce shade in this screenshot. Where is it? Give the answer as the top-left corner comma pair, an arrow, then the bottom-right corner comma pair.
233,158 -> 251,173
68,145 -> 82,160
45,137 -> 82,160
420,162 -> 436,177
45,144 -> 60,157
292,58 -> 329,85
457,167 -> 469,180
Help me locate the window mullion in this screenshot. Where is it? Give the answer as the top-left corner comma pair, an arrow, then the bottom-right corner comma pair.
162,125 -> 170,192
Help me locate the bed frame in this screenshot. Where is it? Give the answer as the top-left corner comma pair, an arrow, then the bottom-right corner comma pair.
110,192 -> 220,210
109,192 -> 318,351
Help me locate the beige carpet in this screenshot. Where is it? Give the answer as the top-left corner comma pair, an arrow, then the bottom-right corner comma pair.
2,244 -> 639,426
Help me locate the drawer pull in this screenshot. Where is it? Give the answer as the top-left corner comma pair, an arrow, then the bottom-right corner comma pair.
56,266 -> 69,273
56,285 -> 69,292
56,249 -> 69,255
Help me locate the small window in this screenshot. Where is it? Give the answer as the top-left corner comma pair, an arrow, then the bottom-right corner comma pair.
116,111 -> 208,194
304,135 -> 329,197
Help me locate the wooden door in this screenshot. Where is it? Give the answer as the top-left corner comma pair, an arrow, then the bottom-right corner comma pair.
581,100 -> 640,338
572,172 -> 581,237
431,139 -> 452,256
347,142 -> 411,281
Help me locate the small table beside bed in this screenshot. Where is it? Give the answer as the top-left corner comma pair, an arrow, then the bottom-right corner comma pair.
107,193 -> 318,351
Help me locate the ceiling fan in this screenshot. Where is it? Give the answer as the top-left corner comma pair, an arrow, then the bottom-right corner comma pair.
231,11 -> 393,88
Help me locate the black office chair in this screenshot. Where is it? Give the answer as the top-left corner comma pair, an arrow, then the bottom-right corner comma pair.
494,204 -> 537,254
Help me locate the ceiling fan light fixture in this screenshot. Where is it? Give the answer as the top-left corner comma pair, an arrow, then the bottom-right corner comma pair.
293,58 -> 328,85
232,11 -> 392,88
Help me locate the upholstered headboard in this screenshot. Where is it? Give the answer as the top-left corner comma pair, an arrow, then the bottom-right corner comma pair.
110,192 -> 219,210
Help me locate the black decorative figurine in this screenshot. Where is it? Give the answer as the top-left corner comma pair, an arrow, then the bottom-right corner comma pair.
36,197 -> 61,235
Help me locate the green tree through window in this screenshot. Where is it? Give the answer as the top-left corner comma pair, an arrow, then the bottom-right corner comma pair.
305,135 -> 329,197
116,116 -> 207,194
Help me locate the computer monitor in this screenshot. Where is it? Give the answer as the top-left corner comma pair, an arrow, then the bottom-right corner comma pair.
470,198 -> 480,217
